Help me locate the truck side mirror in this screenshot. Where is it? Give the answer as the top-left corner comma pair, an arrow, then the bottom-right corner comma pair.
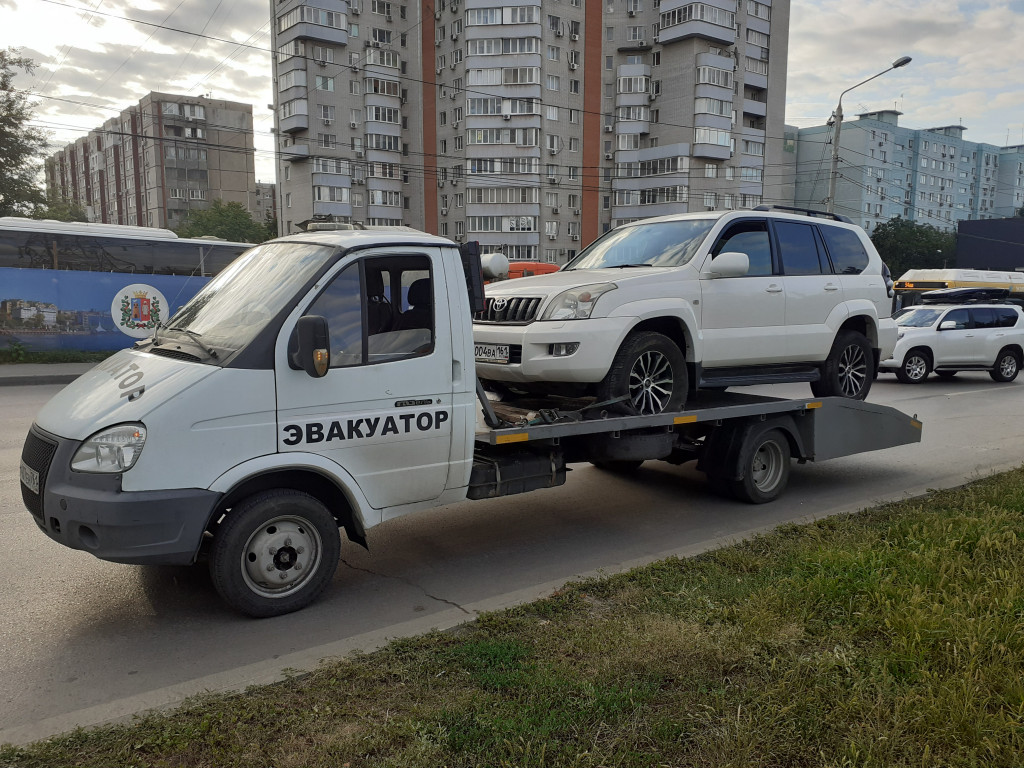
291,315 -> 330,377
459,241 -> 487,314
701,251 -> 750,279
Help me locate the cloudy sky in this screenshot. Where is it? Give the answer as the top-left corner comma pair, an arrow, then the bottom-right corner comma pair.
9,0 -> 1024,185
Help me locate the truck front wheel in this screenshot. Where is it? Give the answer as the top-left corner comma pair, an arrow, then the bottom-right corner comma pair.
210,490 -> 341,617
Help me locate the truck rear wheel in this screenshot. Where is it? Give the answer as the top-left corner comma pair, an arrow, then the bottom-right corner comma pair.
729,427 -> 791,504
209,489 -> 340,618
596,331 -> 688,415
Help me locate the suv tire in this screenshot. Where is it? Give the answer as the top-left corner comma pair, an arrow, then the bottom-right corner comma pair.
811,330 -> 873,400
989,348 -> 1021,383
895,348 -> 931,384
596,331 -> 688,415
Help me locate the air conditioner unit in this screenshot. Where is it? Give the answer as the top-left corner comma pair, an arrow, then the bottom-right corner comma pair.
455,233 -> 464,241
350,65 -> 358,72
555,29 -> 564,37
386,14 -> 392,21
354,178 -> 364,184
604,152 -> 613,160
435,10 -> 441,19
450,61 -> 456,69
574,209 -> 581,215
441,208 -> 449,215
437,179 -> 445,187
351,5 -> 359,13
637,40 -> 646,47
401,97 -> 407,104
355,149 -> 364,157
316,59 -> 327,67
435,39 -> 441,46
436,67 -> 443,74
648,93 -> 657,101
324,119 -> 333,126
503,114 -> 512,120
571,235 -> 579,241
570,33 -> 579,41
348,120 -> 357,128
552,206 -> 559,214
569,63 -> 578,70
547,175 -> 558,183
628,9 -> 636,16
449,92 -> 456,100
604,125 -> 613,133
372,41 -> 381,48
452,120 -> 460,128
452,178 -> 459,185
548,233 -> 556,240
452,32 -> 458,40
549,148 -> 557,156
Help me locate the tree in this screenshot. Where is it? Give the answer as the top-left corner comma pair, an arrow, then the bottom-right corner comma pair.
175,199 -> 272,244
31,191 -> 88,222
869,216 -> 957,278
0,49 -> 47,217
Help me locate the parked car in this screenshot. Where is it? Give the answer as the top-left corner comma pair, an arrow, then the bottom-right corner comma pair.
473,206 -> 897,414
878,299 -> 1024,383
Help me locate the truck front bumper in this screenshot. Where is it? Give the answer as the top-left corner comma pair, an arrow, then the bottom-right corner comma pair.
22,424 -> 220,565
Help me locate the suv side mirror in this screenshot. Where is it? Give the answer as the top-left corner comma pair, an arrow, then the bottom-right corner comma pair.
702,251 -> 749,279
938,320 -> 959,331
291,315 -> 330,377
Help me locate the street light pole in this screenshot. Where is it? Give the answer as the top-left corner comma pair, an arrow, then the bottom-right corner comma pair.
826,56 -> 912,214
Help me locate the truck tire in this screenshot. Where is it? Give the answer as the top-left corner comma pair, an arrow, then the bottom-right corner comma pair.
209,489 -> 341,618
729,426 -> 791,504
989,348 -> 1021,383
895,348 -> 931,384
810,330 -> 873,399
596,331 -> 688,415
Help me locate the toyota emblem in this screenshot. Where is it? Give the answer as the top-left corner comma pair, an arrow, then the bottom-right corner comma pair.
492,297 -> 508,311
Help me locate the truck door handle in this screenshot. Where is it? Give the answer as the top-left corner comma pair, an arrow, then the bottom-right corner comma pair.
766,285 -> 782,293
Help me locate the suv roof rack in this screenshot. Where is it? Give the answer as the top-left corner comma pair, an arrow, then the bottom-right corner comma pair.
920,287 -> 1010,305
752,205 -> 854,225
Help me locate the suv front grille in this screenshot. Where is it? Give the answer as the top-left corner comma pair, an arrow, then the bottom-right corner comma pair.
476,296 -> 543,324
21,428 -> 58,521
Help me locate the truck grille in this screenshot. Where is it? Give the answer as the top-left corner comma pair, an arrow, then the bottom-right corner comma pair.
476,296 -> 543,324
21,428 -> 57,521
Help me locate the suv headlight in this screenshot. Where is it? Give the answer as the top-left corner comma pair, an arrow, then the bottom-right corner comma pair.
71,423 -> 147,473
540,283 -> 617,321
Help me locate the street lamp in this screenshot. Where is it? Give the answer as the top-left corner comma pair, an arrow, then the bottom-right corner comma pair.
826,55 -> 912,213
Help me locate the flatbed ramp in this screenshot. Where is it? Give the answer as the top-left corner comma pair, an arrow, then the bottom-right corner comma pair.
470,392 -> 922,503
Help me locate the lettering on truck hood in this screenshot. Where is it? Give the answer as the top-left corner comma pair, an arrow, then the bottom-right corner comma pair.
33,349 -> 218,441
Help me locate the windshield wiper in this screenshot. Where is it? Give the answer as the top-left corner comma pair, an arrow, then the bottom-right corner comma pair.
606,263 -> 653,269
167,326 -> 219,359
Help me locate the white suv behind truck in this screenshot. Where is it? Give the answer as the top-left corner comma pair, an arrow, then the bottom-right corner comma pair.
473,207 -> 897,414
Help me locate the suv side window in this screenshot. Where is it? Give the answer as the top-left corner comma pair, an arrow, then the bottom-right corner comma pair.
711,220 -> 773,276
970,308 -> 998,329
774,221 -> 828,275
818,225 -> 869,275
942,309 -> 970,330
995,308 -> 1020,328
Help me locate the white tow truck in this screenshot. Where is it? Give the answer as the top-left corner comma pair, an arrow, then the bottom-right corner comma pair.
20,228 -> 923,617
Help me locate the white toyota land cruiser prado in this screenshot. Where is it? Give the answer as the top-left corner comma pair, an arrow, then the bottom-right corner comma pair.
473,206 -> 897,414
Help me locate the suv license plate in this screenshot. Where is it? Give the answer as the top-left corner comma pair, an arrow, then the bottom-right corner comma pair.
475,343 -> 510,364
20,461 -> 39,495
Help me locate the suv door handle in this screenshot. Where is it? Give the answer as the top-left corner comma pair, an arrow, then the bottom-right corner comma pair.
824,283 -> 839,291
766,285 -> 782,293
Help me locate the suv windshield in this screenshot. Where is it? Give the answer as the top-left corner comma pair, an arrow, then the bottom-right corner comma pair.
895,307 -> 943,327
564,218 -> 716,270
164,241 -> 336,354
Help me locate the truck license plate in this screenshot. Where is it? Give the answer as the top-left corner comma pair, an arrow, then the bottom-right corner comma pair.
475,343 -> 510,364
20,461 -> 39,495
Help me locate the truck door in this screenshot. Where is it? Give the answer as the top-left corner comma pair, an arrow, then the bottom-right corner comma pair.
276,249 -> 454,510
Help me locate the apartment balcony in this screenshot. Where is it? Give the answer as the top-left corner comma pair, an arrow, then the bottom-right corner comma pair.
279,113 -> 309,134
743,98 -> 767,117
657,20 -> 735,46
281,143 -> 309,161
691,143 -> 731,160
744,71 -> 768,89
278,22 -> 348,47
313,201 -> 351,217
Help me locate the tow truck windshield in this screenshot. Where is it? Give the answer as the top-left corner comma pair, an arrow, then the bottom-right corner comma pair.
163,242 -> 335,353
564,218 -> 716,270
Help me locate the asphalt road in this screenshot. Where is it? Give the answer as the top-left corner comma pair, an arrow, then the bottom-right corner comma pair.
3,375 -> 1023,744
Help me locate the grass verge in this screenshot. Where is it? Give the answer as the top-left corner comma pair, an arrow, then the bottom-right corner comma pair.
4,469 -> 1024,767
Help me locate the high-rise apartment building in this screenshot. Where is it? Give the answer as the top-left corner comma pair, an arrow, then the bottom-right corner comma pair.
272,0 -> 790,264
45,93 -> 257,229
794,110 -> 1024,233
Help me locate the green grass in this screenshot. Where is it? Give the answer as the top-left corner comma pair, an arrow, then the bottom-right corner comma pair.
4,469 -> 1024,767
0,348 -> 115,364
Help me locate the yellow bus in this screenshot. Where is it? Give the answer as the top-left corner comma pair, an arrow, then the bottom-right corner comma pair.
894,268 -> 1024,307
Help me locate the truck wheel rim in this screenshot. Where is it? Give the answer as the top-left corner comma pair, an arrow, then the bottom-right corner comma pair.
838,344 -> 868,396
905,356 -> 927,381
241,515 -> 323,598
628,350 -> 673,415
751,440 -> 785,493
1000,355 -> 1017,378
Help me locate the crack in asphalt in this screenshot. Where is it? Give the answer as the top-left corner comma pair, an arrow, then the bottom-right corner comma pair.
339,558 -> 474,615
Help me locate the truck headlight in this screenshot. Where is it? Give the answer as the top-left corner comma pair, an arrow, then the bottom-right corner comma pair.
71,423 -> 147,473
540,283 -> 617,321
